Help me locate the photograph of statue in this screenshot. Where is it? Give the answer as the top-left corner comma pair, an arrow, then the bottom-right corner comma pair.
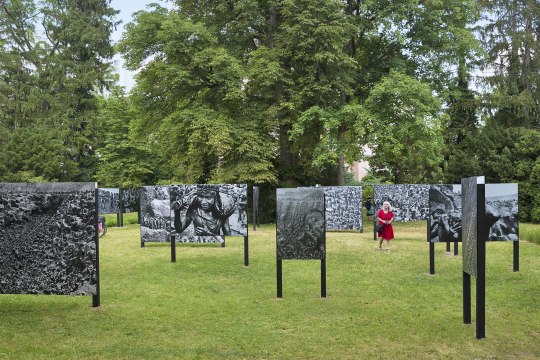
0,182 -> 97,295
276,188 -> 325,260
374,184 -> 429,222
324,186 -> 363,231
98,188 -> 119,215
140,186 -> 171,243
170,184 -> 247,243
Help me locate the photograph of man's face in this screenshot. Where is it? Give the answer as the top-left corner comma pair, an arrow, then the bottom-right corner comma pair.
199,192 -> 216,210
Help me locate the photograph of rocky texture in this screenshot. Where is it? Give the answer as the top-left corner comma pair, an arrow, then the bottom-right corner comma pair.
276,188 -> 325,260
374,184 -> 429,221
462,177 -> 478,277
0,182 -> 97,295
324,186 -> 362,231
486,184 -> 519,241
122,188 -> 140,213
170,184 -> 248,244
429,185 -> 462,243
429,184 -> 518,243
98,188 -> 119,215
140,186 -> 171,243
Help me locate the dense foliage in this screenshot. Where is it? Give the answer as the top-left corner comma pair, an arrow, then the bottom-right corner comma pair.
0,0 -> 539,222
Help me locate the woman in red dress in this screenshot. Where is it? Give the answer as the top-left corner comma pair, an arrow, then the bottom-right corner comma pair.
377,201 -> 394,251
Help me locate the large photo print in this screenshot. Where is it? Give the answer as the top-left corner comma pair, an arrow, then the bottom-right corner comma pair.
374,184 -> 429,222
98,188 -> 119,215
324,186 -> 363,231
140,186 -> 170,243
276,188 -> 325,260
170,184 -> 247,243
0,182 -> 97,295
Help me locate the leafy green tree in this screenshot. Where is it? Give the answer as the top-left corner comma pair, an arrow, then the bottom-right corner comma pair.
364,70 -> 444,183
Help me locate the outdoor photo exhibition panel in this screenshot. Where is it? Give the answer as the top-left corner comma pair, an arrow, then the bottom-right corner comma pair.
276,188 -> 326,298
461,176 -> 486,339
169,184 -> 249,266
122,188 -> 141,214
0,182 -> 100,307
428,183 -> 519,273
140,185 -> 171,246
373,184 -> 429,239
98,187 -> 119,215
324,186 -> 363,232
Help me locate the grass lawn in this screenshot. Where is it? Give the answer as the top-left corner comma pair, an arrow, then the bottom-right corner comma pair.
1,221 -> 539,359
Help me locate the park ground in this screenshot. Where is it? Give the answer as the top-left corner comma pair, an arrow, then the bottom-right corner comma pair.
1,218 -> 539,359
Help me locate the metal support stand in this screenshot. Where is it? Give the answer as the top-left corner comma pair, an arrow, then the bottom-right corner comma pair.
321,258 -> 326,298
244,236 -> 249,266
463,272 -> 471,324
171,235 -> 176,263
454,241 -> 459,256
93,188 -> 101,307
429,242 -> 435,275
277,259 -> 283,298
513,241 -> 519,272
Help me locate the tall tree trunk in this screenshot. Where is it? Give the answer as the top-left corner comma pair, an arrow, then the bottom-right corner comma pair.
279,123 -> 296,187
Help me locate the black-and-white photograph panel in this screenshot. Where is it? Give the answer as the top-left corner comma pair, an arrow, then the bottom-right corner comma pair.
429,184 -> 462,243
169,184 -> 247,243
324,186 -> 363,231
486,183 -> 519,241
374,184 -> 429,222
98,188 -> 119,215
0,182 -> 98,295
140,186 -> 170,243
276,188 -> 325,260
122,188 -> 140,213
462,177 -> 479,277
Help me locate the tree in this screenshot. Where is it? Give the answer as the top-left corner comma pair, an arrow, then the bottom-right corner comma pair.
364,70 -> 444,183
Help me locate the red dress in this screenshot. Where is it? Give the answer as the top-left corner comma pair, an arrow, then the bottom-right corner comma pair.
377,210 -> 394,240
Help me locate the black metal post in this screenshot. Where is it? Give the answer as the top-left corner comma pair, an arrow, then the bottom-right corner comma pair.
321,258 -> 326,298
141,240 -> 145,248
429,242 -> 435,274
513,241 -> 519,272
93,188 -> 101,307
137,209 -> 141,224
463,272 -> 471,324
222,238 -> 226,248
171,235 -> 176,263
118,189 -> 124,227
244,236 -> 249,266
454,241 -> 459,255
277,258 -> 283,298
116,212 -> 122,227
476,183 -> 486,339
373,218 -> 377,241
446,240 -> 451,252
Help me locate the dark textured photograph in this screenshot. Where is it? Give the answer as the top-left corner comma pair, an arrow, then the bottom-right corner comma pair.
324,186 -> 363,231
0,182 -> 98,295
429,184 -> 462,243
374,184 -> 429,222
462,177 -> 479,277
170,184 -> 247,243
276,188 -> 325,260
486,183 -> 519,241
140,186 -> 171,243
122,188 -> 141,213
98,188 -> 119,215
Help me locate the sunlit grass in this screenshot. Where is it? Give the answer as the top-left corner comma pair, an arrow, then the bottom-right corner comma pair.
0,222 -> 538,359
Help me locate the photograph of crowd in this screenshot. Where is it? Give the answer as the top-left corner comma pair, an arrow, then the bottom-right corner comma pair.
0,183 -> 98,295
276,188 -> 325,260
169,184 -> 247,244
374,184 -> 429,222
98,188 -> 119,215
324,186 -> 362,231
140,186 -> 171,243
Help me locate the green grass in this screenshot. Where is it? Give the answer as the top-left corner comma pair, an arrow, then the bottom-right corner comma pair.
1,222 -> 539,359
101,212 -> 139,227
520,223 -> 540,245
